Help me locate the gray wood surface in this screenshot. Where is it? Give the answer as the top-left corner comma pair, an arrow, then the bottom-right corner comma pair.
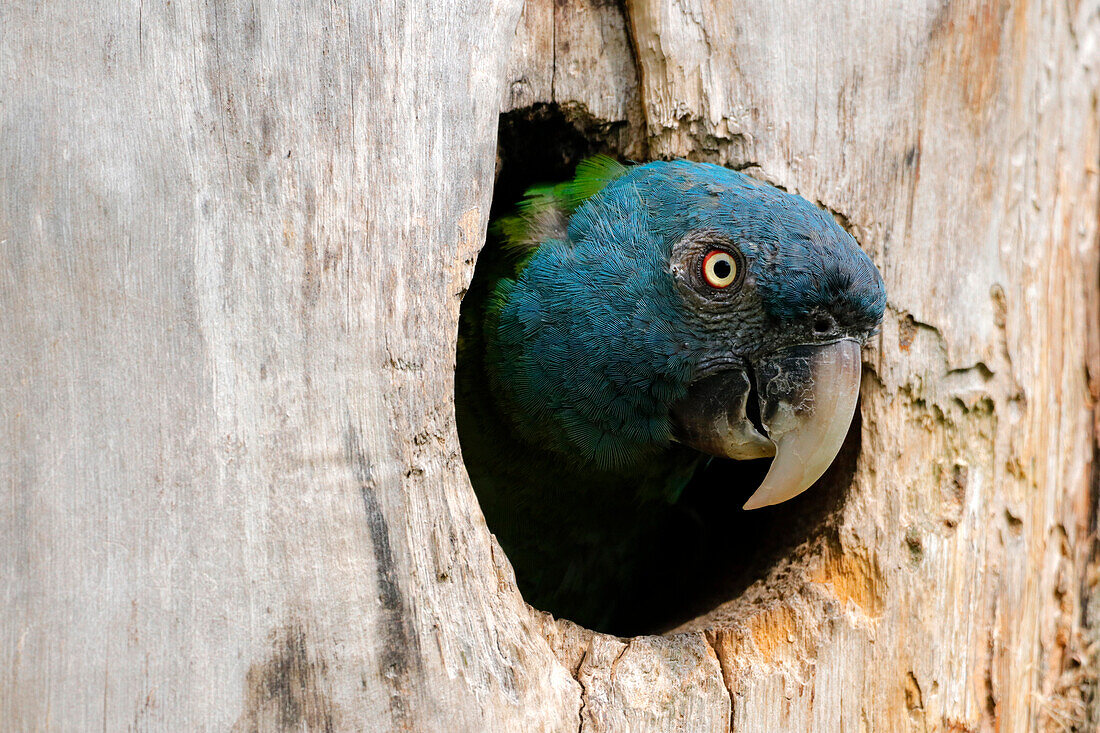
3,0 -> 1098,730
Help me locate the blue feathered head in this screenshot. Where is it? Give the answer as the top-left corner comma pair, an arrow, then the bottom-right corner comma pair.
486,159 -> 885,509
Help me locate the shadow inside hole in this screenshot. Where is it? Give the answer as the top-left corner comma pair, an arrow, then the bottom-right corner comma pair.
490,103 -> 623,222
459,104 -> 860,636
617,411 -> 860,635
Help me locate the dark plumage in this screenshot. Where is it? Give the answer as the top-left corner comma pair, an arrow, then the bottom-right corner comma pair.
456,158 -> 885,630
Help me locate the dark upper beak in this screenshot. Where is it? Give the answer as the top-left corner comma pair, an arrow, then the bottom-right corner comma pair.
670,339 -> 862,510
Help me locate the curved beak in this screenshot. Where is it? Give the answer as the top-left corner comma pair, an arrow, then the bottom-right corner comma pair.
669,339 -> 863,511
742,339 -> 862,510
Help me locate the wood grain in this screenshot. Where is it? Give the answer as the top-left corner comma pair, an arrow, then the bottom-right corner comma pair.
2,0 -> 1098,730
0,0 -> 577,729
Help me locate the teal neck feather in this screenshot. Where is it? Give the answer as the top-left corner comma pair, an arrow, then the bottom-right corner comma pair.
481,158 -> 700,488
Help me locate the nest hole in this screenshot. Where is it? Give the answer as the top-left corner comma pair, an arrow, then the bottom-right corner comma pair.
458,104 -> 859,636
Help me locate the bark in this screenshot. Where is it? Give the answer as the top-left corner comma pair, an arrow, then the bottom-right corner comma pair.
3,0 -> 1098,731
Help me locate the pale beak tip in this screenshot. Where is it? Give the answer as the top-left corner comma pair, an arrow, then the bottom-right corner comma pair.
740,339 -> 863,512
740,479 -> 806,511
741,495 -> 769,511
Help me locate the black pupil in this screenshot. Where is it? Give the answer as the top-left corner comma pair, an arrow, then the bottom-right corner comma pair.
712,258 -> 731,279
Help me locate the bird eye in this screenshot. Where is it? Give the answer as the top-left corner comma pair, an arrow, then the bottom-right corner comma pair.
702,250 -> 737,289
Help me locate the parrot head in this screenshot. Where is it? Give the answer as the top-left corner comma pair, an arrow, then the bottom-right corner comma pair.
487,158 -> 885,509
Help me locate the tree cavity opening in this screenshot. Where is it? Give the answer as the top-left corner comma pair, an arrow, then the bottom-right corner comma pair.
456,104 -> 860,636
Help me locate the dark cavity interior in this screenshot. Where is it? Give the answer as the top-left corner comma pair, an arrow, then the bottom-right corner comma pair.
458,104 -> 858,636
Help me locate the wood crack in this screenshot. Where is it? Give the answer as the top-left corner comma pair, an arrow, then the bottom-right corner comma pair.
702,631 -> 735,732
574,641 -> 593,733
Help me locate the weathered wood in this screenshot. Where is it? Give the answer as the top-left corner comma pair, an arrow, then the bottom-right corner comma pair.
3,0 -> 1098,730
0,1 -> 577,729
623,1 -> 1100,729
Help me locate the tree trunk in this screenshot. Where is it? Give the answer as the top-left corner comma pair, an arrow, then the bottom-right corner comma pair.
3,0 -> 1098,730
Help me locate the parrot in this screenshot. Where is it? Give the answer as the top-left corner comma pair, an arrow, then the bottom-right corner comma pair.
455,157 -> 885,632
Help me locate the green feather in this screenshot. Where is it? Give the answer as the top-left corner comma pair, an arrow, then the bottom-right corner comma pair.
558,154 -> 630,209
491,154 -> 629,260
457,154 -> 697,631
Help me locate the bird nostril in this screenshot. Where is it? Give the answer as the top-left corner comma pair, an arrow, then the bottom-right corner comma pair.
813,317 -> 834,334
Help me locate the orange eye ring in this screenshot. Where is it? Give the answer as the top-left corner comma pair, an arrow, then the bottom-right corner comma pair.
702,250 -> 737,288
